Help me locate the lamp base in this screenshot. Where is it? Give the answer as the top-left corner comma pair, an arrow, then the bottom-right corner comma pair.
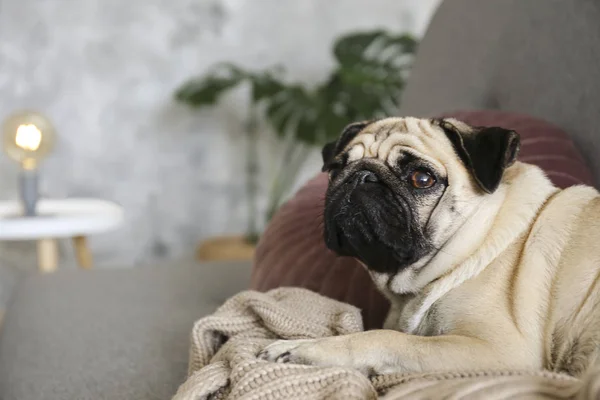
19,169 -> 39,216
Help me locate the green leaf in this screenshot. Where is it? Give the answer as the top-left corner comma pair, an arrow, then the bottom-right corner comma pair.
318,30 -> 418,126
174,63 -> 248,107
251,72 -> 286,102
333,30 -> 417,65
333,30 -> 387,65
264,86 -> 315,139
295,113 -> 319,144
175,77 -> 240,106
388,34 -> 418,55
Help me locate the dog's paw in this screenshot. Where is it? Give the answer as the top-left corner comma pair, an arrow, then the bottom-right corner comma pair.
258,339 -> 329,366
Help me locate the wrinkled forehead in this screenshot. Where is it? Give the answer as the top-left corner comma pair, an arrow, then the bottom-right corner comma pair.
343,117 -> 458,171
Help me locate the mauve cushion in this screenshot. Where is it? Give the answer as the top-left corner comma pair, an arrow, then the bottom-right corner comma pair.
250,110 -> 595,330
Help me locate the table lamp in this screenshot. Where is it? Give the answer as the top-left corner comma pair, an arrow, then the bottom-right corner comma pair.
2,111 -> 56,216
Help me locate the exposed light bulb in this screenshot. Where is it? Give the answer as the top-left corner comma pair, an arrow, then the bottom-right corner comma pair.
2,110 -> 57,216
15,124 -> 43,151
2,110 -> 56,170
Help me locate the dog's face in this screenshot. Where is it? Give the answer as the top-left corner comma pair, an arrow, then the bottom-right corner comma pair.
322,117 -> 520,277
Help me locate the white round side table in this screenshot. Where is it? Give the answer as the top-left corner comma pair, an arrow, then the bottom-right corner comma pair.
0,198 -> 124,273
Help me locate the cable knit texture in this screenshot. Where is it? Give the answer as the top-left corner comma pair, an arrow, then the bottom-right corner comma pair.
251,110 -> 595,330
172,287 -> 600,399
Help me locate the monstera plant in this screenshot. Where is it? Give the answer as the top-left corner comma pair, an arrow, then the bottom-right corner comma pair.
175,30 -> 418,247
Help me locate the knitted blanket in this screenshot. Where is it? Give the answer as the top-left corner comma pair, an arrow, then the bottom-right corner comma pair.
172,288 -> 598,400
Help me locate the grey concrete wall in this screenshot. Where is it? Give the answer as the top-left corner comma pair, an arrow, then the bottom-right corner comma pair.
0,0 -> 441,274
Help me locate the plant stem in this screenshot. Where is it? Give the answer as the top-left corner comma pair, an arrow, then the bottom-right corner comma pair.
265,143 -> 310,222
245,106 -> 260,244
264,132 -> 297,221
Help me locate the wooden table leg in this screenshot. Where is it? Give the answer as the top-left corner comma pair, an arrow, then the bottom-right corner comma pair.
73,235 -> 93,269
38,238 -> 59,273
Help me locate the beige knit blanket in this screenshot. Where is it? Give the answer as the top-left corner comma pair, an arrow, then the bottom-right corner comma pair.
172,288 -> 600,400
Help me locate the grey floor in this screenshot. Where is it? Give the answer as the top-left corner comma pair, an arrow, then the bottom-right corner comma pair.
0,242 -> 199,325
0,240 -> 78,319
0,264 -> 19,328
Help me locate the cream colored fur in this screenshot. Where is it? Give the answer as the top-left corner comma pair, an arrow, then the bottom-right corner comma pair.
262,117 -> 600,377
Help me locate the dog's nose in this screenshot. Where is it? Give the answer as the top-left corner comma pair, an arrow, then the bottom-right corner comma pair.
354,170 -> 379,185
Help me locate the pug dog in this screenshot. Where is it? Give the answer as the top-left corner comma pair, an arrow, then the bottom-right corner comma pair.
260,117 -> 600,377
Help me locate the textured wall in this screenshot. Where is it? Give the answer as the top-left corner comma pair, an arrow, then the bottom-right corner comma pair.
0,0 -> 441,272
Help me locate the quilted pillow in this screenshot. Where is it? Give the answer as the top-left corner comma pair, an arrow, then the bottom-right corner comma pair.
250,110 -> 595,330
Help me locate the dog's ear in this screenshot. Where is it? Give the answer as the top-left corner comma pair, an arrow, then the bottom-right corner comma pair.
322,121 -> 372,172
440,119 -> 520,193
321,141 -> 337,171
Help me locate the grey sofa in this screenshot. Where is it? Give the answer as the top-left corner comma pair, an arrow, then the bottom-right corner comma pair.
2,0 -> 600,399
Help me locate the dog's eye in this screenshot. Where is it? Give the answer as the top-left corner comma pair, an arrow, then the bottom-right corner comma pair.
410,170 -> 436,189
